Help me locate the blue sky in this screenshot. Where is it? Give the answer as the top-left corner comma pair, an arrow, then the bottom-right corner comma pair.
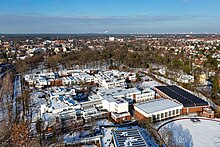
0,0 -> 219,33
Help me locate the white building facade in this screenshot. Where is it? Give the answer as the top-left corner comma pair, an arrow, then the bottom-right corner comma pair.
134,98 -> 183,122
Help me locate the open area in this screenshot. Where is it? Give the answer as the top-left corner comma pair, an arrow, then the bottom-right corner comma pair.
160,118 -> 220,147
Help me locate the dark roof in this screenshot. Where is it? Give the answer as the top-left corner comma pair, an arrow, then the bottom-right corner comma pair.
155,85 -> 208,107
112,126 -> 149,147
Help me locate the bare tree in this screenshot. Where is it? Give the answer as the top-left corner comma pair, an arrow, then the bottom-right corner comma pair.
11,122 -> 37,146
160,123 -> 193,147
0,73 -> 15,145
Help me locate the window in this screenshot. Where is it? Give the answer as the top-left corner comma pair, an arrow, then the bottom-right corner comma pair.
169,111 -> 171,116
172,110 -> 175,115
157,114 -> 160,119
152,115 -> 156,121
165,112 -> 168,117
161,113 -> 164,118
176,109 -> 179,114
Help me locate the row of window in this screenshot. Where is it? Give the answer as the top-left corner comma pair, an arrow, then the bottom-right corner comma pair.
152,109 -> 181,121
136,95 -> 154,99
136,98 -> 154,103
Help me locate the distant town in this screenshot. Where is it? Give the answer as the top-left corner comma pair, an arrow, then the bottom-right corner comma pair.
0,34 -> 220,147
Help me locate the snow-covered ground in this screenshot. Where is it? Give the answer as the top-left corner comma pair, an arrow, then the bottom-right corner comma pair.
30,91 -> 47,122
155,75 -> 178,85
0,74 -> 22,122
13,75 -> 22,99
13,75 -> 22,119
96,119 -> 114,126
64,130 -> 90,143
160,119 -> 220,147
138,76 -> 162,89
139,128 -> 159,147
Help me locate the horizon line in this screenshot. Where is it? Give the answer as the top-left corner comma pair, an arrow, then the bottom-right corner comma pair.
0,32 -> 219,35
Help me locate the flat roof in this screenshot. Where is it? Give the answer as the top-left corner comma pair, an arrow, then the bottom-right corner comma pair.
111,112 -> 130,118
112,126 -> 149,147
50,98 -> 68,110
102,94 -> 128,104
155,85 -> 208,107
135,98 -> 183,114
81,99 -> 102,109
99,87 -> 141,97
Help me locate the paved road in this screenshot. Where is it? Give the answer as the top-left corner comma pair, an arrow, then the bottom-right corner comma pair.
13,74 -> 22,120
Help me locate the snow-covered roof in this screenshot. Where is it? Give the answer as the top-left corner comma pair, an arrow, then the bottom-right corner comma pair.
99,87 -> 141,97
139,81 -> 162,89
111,112 -> 130,118
81,99 -> 102,108
50,98 -> 69,110
135,98 -> 183,114
113,126 -> 149,147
